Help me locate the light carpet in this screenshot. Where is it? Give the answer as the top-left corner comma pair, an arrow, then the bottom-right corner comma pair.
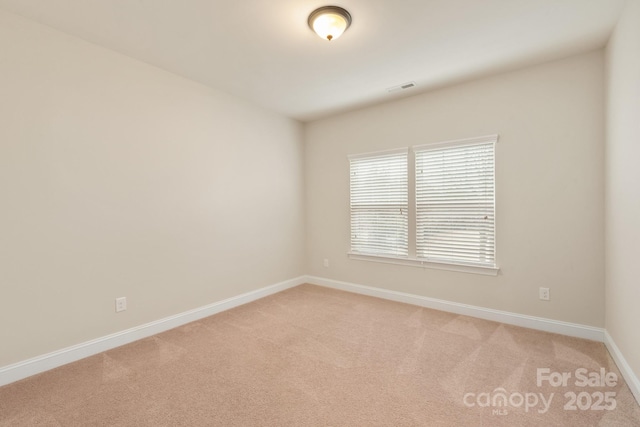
1,284 -> 639,426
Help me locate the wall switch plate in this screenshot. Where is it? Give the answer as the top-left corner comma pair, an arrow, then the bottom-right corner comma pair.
539,287 -> 550,301
115,297 -> 127,312
323,258 -> 329,268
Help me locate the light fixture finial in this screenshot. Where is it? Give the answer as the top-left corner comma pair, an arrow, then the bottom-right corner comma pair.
308,6 -> 352,41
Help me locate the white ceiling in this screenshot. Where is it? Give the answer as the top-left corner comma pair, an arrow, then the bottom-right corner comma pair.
0,0 -> 626,121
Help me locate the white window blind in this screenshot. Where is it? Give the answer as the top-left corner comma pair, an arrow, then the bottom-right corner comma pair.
350,150 -> 408,257
415,137 -> 496,267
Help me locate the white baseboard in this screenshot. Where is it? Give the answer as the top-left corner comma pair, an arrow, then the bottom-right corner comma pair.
305,275 -> 605,342
604,330 -> 640,405
0,276 -> 306,387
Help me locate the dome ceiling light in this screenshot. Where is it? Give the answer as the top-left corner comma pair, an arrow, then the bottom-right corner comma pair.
308,6 -> 352,41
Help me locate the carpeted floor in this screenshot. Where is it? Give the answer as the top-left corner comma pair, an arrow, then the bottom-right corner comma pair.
1,284 -> 639,426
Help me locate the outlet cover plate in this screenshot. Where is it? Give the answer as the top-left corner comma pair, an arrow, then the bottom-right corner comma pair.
539,288 -> 550,301
115,297 -> 127,312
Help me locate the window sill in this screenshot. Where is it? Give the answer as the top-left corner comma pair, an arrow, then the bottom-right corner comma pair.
347,252 -> 499,276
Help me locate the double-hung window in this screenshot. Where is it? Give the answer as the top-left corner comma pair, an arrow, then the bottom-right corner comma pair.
349,135 -> 497,275
349,149 -> 408,257
414,136 -> 496,268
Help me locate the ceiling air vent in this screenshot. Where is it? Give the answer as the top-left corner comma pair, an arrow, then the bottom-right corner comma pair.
387,81 -> 416,93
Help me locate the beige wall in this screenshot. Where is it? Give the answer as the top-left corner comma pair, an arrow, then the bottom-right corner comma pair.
0,10 -> 305,366
305,51 -> 605,327
606,0 -> 640,383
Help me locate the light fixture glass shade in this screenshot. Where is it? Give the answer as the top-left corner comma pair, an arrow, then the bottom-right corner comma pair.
308,6 -> 352,41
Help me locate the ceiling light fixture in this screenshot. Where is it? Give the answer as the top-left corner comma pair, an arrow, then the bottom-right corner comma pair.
308,6 -> 352,41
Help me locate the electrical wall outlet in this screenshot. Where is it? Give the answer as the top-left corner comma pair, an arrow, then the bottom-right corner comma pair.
115,297 -> 127,312
539,287 -> 550,301
323,258 -> 329,268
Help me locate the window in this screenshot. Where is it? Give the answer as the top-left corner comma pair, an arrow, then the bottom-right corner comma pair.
349,149 -> 408,257
348,135 -> 498,275
415,136 -> 496,268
